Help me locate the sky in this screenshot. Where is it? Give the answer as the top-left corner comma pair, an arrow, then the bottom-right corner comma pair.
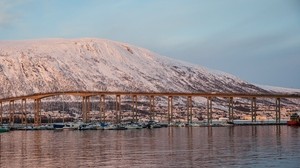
0,0 -> 299,88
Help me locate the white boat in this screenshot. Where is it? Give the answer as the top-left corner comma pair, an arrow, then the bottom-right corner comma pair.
102,124 -> 127,130
124,123 -> 143,129
187,122 -> 200,127
102,124 -> 117,130
52,121 -> 84,130
78,123 -> 95,130
176,122 -> 186,127
63,122 -> 83,130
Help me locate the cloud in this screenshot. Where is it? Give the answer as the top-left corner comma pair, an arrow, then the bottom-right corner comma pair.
0,1 -> 12,26
0,0 -> 29,27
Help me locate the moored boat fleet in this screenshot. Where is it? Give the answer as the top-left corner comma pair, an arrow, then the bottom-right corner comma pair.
1,114 -> 299,132
1,120 -> 234,131
1,121 -> 166,131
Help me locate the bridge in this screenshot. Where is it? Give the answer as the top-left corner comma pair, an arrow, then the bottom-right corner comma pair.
0,91 -> 300,126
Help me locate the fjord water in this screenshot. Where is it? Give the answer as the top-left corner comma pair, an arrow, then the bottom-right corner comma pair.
0,126 -> 299,168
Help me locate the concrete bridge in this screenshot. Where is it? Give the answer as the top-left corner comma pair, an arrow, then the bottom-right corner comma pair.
0,91 -> 300,126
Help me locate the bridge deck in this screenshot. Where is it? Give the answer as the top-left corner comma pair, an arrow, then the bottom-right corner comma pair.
1,91 -> 300,102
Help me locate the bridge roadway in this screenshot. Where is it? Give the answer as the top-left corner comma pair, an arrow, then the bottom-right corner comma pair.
0,91 -> 300,126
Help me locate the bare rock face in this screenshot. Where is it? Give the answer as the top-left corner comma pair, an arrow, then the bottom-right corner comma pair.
0,38 -> 268,98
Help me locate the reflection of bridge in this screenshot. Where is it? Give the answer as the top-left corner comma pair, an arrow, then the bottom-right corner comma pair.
0,91 -> 300,126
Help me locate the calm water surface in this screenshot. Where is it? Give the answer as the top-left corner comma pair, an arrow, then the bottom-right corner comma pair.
0,126 -> 300,168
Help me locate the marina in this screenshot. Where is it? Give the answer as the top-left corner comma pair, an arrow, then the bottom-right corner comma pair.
0,119 -> 292,132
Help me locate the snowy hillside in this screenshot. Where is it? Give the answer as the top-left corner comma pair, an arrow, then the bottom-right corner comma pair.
256,84 -> 300,94
0,38 -> 268,98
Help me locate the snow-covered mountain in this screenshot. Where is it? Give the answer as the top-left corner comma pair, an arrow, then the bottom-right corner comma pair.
0,38 -> 276,98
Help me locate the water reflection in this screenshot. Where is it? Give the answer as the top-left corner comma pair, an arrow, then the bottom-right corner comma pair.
0,126 -> 300,167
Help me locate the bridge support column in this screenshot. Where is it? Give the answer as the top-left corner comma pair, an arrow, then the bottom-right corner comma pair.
99,95 -> 105,122
82,97 -> 86,122
132,95 -> 138,122
207,97 -> 212,125
34,99 -> 41,126
88,97 -> 91,119
116,95 -> 121,123
168,96 -> 173,124
21,99 -> 27,125
251,97 -> 257,122
150,96 -> 155,121
187,96 -> 192,124
275,98 -> 281,123
228,97 -> 234,122
82,96 -> 90,123
9,100 -> 15,126
0,102 -> 2,125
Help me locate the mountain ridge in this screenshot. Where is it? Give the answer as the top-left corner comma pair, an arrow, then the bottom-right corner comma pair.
0,38 -> 285,99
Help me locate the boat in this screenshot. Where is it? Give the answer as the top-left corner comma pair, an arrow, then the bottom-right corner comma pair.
78,123 -> 93,130
94,122 -> 107,130
33,125 -> 51,130
53,123 -> 65,129
0,126 -> 10,133
146,121 -> 162,129
19,125 -> 34,130
124,122 -> 143,129
187,122 -> 201,127
102,124 -> 117,130
102,124 -> 127,130
114,124 -> 128,130
287,113 -> 300,126
175,122 -> 186,127
63,122 -> 83,130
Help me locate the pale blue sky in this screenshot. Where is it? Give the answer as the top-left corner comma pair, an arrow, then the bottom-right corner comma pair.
0,0 -> 299,88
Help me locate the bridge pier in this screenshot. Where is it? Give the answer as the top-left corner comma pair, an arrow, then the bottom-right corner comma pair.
82,96 -> 90,123
228,97 -> 234,122
207,97 -> 212,125
275,98 -> 281,123
132,95 -> 138,122
99,95 -> 105,122
150,96 -> 155,121
88,97 -> 91,120
34,99 -> 41,126
9,100 -> 15,126
0,102 -> 2,125
82,97 -> 85,122
187,96 -> 192,124
168,96 -> 173,124
21,99 -> 27,125
251,97 -> 257,122
116,95 -> 121,123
